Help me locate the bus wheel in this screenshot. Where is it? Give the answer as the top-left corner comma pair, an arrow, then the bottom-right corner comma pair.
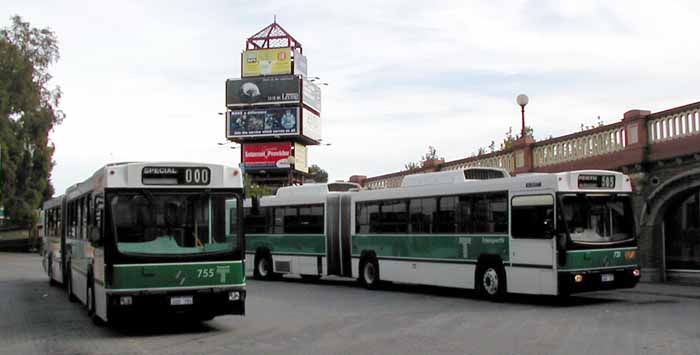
66,264 -> 77,303
199,313 -> 216,322
300,274 -> 321,282
359,257 -> 380,290
254,253 -> 273,280
477,264 -> 506,301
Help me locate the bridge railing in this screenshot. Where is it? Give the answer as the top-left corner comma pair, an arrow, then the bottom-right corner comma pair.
442,151 -> 515,173
356,100 -> 700,189
532,123 -> 626,168
364,175 -> 404,190
362,151 -> 515,189
648,104 -> 700,143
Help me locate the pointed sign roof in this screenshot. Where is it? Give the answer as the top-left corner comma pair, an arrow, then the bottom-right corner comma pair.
246,20 -> 302,53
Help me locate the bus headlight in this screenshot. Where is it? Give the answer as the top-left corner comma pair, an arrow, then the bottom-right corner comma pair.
120,296 -> 133,306
229,291 -> 241,301
574,274 -> 584,283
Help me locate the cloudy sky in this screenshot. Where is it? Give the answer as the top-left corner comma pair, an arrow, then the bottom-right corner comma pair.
2,0 -> 700,194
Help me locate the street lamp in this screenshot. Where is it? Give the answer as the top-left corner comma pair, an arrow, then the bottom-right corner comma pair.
516,94 -> 529,138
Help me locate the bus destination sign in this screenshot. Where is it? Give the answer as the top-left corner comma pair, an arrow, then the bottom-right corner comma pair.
577,174 -> 615,189
142,167 -> 211,186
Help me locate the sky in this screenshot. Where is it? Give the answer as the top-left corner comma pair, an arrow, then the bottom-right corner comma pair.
2,0 -> 700,194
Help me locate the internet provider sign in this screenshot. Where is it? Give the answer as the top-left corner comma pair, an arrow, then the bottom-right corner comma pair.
242,142 -> 292,170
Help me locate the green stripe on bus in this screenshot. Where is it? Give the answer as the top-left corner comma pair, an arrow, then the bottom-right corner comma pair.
246,234 -> 326,255
561,247 -> 639,271
351,234 -> 509,261
110,261 -> 245,290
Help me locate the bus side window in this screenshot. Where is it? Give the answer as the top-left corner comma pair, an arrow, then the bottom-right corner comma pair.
409,198 -> 436,234
511,195 -> 555,238
273,207 -> 285,234
356,203 -> 370,234
436,197 -> 457,233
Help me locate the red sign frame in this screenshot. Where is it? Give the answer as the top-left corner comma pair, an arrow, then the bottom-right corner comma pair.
242,142 -> 292,169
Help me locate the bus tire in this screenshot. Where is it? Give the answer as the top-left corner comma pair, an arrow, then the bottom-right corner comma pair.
254,252 -> 274,281
66,262 -> 78,303
476,264 -> 506,301
199,313 -> 216,322
359,256 -> 380,290
300,274 -> 321,282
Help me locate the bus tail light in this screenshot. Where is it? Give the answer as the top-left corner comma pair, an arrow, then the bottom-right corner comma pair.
624,251 -> 637,261
574,274 -> 584,283
632,269 -> 641,277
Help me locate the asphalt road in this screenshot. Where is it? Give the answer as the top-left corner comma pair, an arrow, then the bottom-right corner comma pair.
1,252 -> 699,355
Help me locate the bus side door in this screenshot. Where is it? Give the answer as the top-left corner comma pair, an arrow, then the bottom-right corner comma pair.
508,194 -> 557,295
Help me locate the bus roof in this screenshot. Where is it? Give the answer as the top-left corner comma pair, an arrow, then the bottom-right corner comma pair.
42,195 -> 64,210
63,162 -> 243,200
353,170 -> 632,202
400,168 -> 510,188
245,181 -> 360,207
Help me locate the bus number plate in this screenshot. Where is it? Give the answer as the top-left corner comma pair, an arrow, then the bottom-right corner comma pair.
601,273 -> 615,282
170,296 -> 193,306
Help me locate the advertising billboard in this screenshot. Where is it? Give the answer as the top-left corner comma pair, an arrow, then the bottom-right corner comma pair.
227,108 -> 300,139
242,142 -> 293,170
302,78 -> 322,113
226,76 -> 300,108
302,108 -> 322,143
293,49 -> 308,77
293,143 -> 308,173
242,48 -> 293,77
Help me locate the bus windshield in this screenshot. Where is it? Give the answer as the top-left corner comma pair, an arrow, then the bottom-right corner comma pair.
559,193 -> 635,244
110,192 -> 240,255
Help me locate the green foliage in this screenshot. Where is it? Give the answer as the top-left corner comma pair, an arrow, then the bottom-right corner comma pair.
243,174 -> 274,199
500,126 -> 534,151
0,15 -> 62,227
404,146 -> 443,171
307,164 -> 328,183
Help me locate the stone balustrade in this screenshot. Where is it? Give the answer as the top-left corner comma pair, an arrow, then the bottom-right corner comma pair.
356,100 -> 700,190
533,124 -> 626,168
648,105 -> 700,143
442,152 -> 515,173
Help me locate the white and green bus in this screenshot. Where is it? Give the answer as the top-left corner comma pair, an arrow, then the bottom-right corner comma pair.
243,182 -> 358,280
43,162 -> 246,323
244,168 -> 640,300
42,195 -> 65,285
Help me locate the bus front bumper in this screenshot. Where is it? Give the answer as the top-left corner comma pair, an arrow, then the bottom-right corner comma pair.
558,267 -> 640,294
106,287 -> 246,321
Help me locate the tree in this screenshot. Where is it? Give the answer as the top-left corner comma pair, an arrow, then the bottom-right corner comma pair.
404,146 -> 444,171
243,175 -> 274,198
307,164 -> 328,183
500,126 -> 534,150
0,15 -> 63,227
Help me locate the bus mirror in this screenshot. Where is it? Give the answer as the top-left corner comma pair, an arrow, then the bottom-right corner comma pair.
543,218 -> 554,236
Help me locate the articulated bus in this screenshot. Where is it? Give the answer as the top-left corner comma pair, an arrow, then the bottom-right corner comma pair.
243,182 -> 358,280
243,168 -> 640,299
42,162 -> 246,323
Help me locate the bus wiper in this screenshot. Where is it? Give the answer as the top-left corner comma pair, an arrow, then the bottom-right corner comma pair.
140,189 -> 154,203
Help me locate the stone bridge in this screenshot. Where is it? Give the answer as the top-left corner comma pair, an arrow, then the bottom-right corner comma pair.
350,101 -> 700,283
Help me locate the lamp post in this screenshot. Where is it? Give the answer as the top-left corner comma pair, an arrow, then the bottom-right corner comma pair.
516,94 -> 529,138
